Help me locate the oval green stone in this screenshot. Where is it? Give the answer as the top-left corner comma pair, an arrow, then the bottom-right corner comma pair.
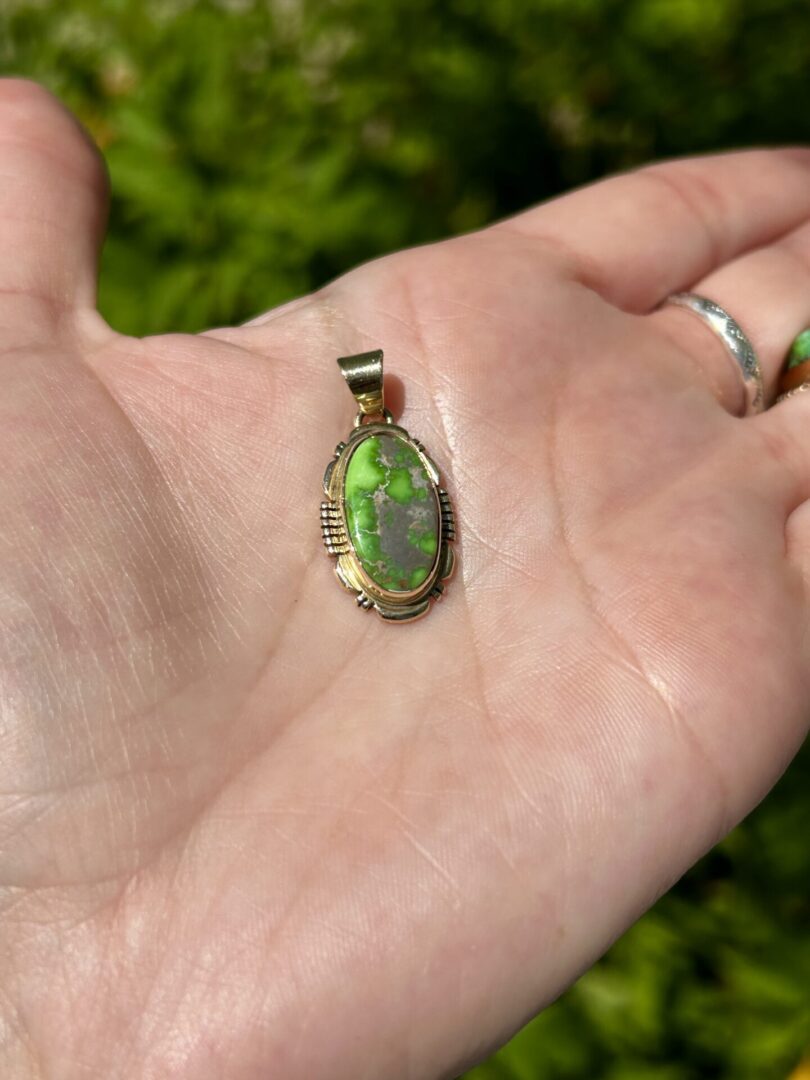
344,433 -> 439,592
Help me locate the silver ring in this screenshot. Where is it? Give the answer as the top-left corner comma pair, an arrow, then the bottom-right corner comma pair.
663,292 -> 764,415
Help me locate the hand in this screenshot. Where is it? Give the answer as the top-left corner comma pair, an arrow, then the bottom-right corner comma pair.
2,78 -> 809,1079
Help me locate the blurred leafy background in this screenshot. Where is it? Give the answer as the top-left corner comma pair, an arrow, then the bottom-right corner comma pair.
1,0 -> 809,1075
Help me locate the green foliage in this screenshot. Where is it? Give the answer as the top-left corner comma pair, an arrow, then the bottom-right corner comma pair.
2,1 -> 809,1074
6,0 -> 810,337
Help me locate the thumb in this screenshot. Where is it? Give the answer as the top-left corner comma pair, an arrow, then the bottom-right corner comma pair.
0,79 -> 108,336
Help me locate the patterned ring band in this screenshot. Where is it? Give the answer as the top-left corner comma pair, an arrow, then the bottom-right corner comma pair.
662,292 -> 764,416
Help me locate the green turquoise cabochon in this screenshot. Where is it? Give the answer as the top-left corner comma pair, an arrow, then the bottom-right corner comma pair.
343,432 -> 439,592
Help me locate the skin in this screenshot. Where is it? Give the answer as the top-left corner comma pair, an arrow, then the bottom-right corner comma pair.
1,77 -> 810,1079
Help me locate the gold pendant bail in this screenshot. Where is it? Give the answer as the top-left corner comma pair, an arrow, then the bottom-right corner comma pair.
337,349 -> 385,418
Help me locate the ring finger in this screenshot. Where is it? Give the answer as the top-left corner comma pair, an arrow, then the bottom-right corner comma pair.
648,217 -> 810,413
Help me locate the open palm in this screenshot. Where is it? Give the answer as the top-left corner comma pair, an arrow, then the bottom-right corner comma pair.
2,80 -> 810,1079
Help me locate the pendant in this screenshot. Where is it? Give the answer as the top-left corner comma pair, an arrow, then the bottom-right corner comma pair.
321,349 -> 456,622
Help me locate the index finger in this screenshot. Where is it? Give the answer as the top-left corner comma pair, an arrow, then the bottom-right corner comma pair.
497,148 -> 810,313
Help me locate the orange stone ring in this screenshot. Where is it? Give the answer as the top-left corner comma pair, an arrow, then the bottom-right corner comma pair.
776,329 -> 810,402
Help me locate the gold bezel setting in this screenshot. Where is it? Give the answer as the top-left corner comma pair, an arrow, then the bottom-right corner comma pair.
321,350 -> 456,622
